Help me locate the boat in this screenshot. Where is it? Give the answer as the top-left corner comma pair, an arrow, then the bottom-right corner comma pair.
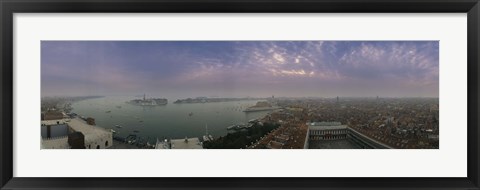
202,124 -> 213,142
125,134 -> 137,144
115,125 -> 122,128
227,125 -> 237,130
243,106 -> 279,112
110,129 -> 117,133
189,112 -> 193,116
243,101 -> 280,112
227,123 -> 246,130
133,130 -> 140,133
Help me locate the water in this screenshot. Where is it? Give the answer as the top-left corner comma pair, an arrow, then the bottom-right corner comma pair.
71,96 -> 270,142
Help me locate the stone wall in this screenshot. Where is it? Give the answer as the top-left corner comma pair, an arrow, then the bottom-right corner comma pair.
41,136 -> 69,149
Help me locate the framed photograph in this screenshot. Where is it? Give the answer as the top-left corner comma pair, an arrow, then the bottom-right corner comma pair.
1,0 -> 479,189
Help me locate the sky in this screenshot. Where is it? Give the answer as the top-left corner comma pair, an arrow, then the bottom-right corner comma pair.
41,41 -> 439,98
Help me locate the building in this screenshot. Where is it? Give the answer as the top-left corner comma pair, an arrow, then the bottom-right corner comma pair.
307,122 -> 348,140
155,137 -> 203,149
266,141 -> 284,149
68,132 -> 85,149
42,110 -> 64,120
305,122 -> 393,149
41,117 -> 113,149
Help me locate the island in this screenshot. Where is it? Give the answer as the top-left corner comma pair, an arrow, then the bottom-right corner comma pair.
173,97 -> 264,104
128,94 -> 168,106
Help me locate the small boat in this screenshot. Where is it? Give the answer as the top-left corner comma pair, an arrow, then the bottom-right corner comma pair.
133,130 -> 140,133
139,120 -> 143,122
227,125 -> 236,130
227,123 -> 246,130
110,129 -> 117,133
105,110 -> 111,113
189,112 -> 193,116
115,125 -> 122,128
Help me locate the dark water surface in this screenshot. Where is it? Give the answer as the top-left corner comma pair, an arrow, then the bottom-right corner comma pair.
71,96 -> 270,141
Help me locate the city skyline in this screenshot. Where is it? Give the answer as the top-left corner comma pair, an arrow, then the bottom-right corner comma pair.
41,41 -> 439,98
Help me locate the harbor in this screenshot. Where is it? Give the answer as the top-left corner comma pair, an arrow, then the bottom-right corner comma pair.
70,96 -> 273,148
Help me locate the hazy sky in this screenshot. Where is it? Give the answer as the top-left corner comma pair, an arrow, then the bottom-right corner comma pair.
41,41 -> 439,98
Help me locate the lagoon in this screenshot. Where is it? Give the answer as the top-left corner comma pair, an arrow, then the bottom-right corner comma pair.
71,96 -> 270,143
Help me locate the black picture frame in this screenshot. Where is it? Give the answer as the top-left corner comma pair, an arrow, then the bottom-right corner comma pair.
1,0 -> 479,189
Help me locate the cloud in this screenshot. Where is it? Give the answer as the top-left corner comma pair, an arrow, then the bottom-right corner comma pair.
41,41 -> 439,97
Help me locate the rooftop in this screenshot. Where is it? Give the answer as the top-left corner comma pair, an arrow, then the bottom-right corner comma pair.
268,141 -> 284,149
67,118 -> 112,143
41,119 -> 70,126
41,118 -> 112,146
309,125 -> 348,130
309,139 -> 361,149
307,122 -> 342,126
170,138 -> 203,149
